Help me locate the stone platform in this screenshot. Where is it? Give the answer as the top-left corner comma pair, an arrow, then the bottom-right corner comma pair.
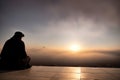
0,66 -> 120,80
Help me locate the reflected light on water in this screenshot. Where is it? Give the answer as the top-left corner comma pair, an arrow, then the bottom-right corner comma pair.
60,67 -> 81,79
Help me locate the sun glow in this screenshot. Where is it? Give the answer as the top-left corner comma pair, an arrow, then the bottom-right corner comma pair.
69,44 -> 81,52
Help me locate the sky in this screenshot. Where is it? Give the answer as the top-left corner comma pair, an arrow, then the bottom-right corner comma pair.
0,0 -> 120,51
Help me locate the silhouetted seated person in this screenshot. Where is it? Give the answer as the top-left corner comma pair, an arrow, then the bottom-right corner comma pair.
0,31 -> 32,70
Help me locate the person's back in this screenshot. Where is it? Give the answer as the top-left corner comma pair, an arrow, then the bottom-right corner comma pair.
0,31 -> 31,70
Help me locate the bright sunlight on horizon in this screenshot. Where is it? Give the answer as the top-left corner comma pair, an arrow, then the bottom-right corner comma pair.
69,44 -> 82,52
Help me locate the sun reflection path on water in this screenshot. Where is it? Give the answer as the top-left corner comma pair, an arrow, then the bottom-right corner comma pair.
56,67 -> 81,79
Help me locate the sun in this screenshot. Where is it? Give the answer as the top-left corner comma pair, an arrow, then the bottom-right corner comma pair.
69,44 -> 81,52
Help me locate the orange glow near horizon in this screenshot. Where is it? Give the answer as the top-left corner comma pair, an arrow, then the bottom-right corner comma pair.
24,43 -> 120,53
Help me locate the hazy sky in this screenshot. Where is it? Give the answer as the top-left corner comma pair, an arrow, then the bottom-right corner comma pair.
0,0 -> 120,50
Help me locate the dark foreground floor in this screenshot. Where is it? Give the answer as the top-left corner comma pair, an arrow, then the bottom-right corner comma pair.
0,66 -> 120,80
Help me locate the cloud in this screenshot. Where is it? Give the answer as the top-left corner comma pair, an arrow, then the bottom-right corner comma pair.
32,0 -> 120,39
1,0 -> 119,28
0,0 -> 120,49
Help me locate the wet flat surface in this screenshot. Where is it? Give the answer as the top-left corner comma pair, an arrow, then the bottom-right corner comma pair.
0,66 -> 120,80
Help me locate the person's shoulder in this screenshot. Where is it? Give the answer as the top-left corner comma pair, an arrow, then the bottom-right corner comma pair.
5,38 -> 12,43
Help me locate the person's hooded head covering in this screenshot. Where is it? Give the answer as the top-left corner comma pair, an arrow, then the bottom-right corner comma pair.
14,31 -> 24,38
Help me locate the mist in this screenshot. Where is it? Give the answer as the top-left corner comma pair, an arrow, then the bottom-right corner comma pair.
28,49 -> 120,67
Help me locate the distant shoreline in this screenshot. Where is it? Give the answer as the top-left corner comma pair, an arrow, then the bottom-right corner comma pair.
32,64 -> 120,68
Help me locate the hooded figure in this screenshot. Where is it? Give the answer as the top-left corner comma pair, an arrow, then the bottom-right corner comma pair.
0,31 -> 31,69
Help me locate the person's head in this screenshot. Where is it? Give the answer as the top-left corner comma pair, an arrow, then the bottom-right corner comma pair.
13,31 -> 24,39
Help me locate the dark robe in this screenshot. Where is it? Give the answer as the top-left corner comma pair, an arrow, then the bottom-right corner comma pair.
0,37 -> 31,69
